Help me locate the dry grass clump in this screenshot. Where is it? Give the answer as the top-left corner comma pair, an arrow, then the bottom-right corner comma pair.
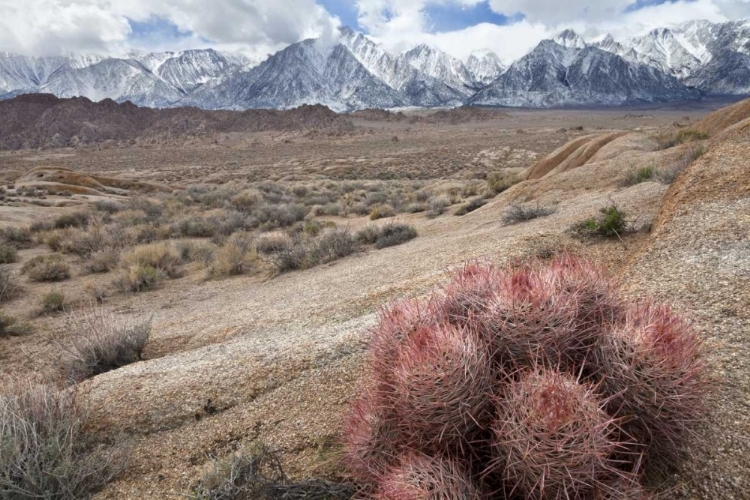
454,198 -> 486,216
120,242 -> 183,279
255,234 -> 293,255
1,226 -> 33,248
274,229 -> 358,273
0,382 -> 126,499
176,241 -> 216,267
0,268 -> 20,303
41,289 -> 66,314
656,129 -> 709,150
86,250 -> 120,273
656,146 -> 706,185
486,171 -> 521,195
191,444 -> 355,500
54,210 -> 90,229
0,243 -> 18,263
426,195 -> 451,218
22,254 -> 71,282
373,224 -> 418,249
369,204 -> 395,221
344,256 -> 707,498
0,313 -> 31,337
620,165 -> 655,187
59,308 -> 151,381
209,233 -> 257,278
503,203 -> 556,225
114,264 -> 166,292
356,224 -> 417,249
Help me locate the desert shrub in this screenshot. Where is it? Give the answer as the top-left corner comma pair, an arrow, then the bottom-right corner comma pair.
209,233 -> 257,278
255,234 -> 292,255
0,313 -> 31,337
454,198 -> 486,216
344,256 -> 707,498
0,383 -> 125,498
255,203 -> 308,229
41,290 -> 66,314
54,210 -> 90,229
274,229 -> 358,273
0,244 -> 17,264
173,216 -> 217,238
426,195 -> 450,218
29,220 -> 55,233
571,205 -> 629,239
126,197 -> 163,222
1,226 -> 33,248
374,223 -> 417,249
22,255 -> 71,282
355,225 -> 380,245
229,190 -> 262,213
656,129 -> 709,150
405,203 -> 426,213
656,146 -> 706,185
60,309 -> 151,381
369,204 -> 395,221
93,199 -> 123,214
503,204 -> 556,225
85,250 -> 120,274
121,242 -> 183,279
114,264 -> 165,293
486,171 -> 520,195
176,241 -> 216,267
620,165 -> 655,187
192,444 -> 355,500
0,268 -> 19,303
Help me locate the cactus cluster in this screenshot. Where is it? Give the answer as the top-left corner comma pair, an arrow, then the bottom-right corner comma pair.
344,255 -> 707,499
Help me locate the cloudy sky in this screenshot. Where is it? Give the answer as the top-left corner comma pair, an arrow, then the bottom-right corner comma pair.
0,0 -> 749,63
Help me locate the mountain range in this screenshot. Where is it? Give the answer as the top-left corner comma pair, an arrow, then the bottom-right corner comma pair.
1,19 -> 749,110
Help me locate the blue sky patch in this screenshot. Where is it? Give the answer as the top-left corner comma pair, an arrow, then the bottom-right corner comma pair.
424,1 -> 522,32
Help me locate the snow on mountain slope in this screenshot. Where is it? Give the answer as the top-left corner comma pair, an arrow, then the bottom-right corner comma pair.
554,29 -> 588,49
41,58 -> 183,108
466,50 -> 506,86
337,27 -> 465,107
156,49 -> 236,93
470,39 -> 699,108
399,44 -> 476,94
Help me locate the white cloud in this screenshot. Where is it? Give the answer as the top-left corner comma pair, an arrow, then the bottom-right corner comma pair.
0,0 -> 340,56
0,0 -> 748,62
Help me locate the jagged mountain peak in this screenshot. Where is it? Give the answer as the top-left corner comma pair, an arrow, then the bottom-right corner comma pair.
554,29 -> 587,49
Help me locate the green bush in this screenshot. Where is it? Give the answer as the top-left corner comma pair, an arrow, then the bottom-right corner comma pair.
571,205 -> 629,239
621,165 -> 655,187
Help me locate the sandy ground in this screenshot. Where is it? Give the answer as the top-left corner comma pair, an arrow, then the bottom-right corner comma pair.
1,103 -> 747,499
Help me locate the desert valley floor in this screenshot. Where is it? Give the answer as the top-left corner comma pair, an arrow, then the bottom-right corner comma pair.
0,99 -> 748,499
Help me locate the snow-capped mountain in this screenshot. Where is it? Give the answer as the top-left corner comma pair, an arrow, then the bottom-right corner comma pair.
554,29 -> 588,49
470,39 -> 699,107
337,27 -> 466,107
1,20 -> 749,111
466,50 -> 506,86
399,44 -> 477,95
40,58 -> 185,108
595,19 -> 750,89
